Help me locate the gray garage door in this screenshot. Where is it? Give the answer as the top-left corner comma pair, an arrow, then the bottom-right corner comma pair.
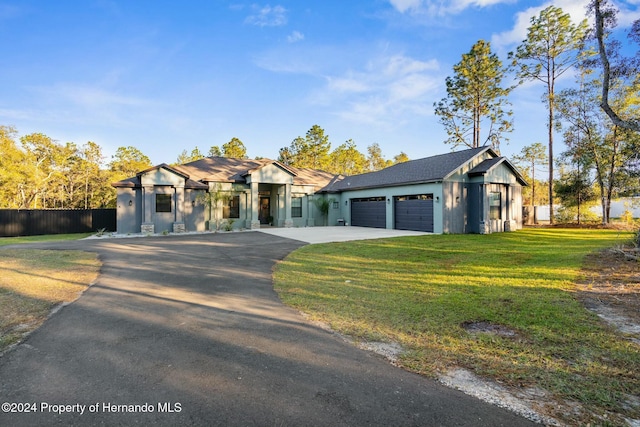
351,197 -> 386,228
394,194 -> 434,232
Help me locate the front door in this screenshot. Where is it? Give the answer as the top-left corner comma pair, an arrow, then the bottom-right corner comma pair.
259,197 -> 271,224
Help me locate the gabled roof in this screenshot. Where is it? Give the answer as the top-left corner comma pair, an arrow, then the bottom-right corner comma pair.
136,163 -> 190,179
112,156 -> 337,191
468,157 -> 528,185
174,157 -> 276,183
112,163 -> 209,189
321,147 -> 495,192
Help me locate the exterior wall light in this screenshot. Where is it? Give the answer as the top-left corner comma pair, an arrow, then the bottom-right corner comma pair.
436,196 -> 440,202
128,200 -> 133,206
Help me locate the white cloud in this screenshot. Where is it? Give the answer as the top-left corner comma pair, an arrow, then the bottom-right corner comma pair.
287,30 -> 304,43
245,4 -> 287,27
388,0 -> 516,16
316,54 -> 442,126
388,0 -> 422,13
489,0 -> 640,51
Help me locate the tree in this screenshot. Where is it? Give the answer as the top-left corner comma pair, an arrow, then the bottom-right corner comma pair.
511,6 -> 589,223
278,125 -> 331,169
327,140 -> 367,175
435,40 -> 512,150
513,143 -> 547,208
20,133 -> 67,208
109,146 -> 152,179
591,0 -> 640,132
175,147 -> 205,165
0,126 -> 29,208
221,137 -> 248,159
208,145 -> 222,157
556,66 -> 639,224
393,152 -> 410,164
554,167 -> 596,224
366,143 -> 392,171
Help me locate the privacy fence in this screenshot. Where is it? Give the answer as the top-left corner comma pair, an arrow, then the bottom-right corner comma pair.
0,209 -> 116,237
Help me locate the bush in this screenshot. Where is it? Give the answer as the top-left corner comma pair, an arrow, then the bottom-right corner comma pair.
555,205 -> 600,224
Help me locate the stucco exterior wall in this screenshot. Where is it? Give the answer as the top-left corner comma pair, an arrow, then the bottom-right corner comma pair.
333,183 -> 444,233
116,188 -> 141,234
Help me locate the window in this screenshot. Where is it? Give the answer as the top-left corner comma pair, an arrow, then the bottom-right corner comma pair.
223,195 -> 240,219
156,194 -> 171,213
489,192 -> 501,220
292,197 -> 302,217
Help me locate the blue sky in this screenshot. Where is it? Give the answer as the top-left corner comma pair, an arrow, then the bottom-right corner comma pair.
0,0 -> 638,167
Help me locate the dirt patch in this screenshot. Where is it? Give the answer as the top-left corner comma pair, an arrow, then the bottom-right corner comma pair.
577,246 -> 640,345
461,320 -> 518,337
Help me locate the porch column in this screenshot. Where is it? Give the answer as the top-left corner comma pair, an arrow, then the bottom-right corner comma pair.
141,185 -> 154,234
284,183 -> 293,228
306,193 -> 315,226
173,184 -> 186,233
249,181 -> 260,229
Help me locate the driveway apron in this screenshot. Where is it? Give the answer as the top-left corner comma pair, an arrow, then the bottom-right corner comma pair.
0,232 -> 536,426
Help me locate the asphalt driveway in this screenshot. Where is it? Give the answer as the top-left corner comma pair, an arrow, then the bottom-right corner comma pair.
0,232 -> 536,426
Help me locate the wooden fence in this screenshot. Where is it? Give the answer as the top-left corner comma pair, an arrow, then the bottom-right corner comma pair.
0,209 -> 116,237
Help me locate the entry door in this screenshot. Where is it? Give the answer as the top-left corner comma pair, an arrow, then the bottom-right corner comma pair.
259,197 -> 271,224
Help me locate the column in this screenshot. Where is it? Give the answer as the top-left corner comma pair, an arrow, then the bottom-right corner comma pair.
249,181 -> 260,229
141,185 -> 155,234
306,194 -> 315,227
284,183 -> 293,228
173,185 -> 186,233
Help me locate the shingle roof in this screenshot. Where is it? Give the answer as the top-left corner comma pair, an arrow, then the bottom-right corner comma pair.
322,147 -> 494,192
468,157 -> 528,185
112,164 -> 209,189
112,157 -> 338,191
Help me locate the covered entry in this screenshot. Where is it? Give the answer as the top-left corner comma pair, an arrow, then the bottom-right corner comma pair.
394,194 -> 433,232
351,197 -> 386,228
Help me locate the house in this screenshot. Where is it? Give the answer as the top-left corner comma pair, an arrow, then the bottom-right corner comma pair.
318,146 -> 527,234
112,157 -> 337,234
112,146 -> 526,235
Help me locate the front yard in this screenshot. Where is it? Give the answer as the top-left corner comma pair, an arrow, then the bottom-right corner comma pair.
274,228 -> 640,425
0,235 -> 99,353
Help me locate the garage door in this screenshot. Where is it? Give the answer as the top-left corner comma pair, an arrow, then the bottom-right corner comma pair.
351,197 -> 386,228
394,194 -> 433,232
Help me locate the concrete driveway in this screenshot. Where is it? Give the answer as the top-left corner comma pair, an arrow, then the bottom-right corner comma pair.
257,226 -> 430,244
0,232 -> 536,426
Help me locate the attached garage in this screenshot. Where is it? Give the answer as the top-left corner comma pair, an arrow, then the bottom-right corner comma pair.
394,194 -> 434,232
351,197 -> 386,228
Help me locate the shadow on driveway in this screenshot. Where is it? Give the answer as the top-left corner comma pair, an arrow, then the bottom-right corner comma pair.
0,233 -> 536,426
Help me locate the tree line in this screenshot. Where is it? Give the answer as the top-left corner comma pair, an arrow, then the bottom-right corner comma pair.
0,124 -> 407,210
436,1 -> 639,224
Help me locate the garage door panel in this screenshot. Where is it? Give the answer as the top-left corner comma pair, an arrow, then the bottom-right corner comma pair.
351,198 -> 386,228
394,196 -> 433,232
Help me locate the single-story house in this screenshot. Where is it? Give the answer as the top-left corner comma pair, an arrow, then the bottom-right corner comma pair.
112,146 -> 527,235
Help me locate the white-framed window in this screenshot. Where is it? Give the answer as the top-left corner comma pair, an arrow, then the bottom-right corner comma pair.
489,192 -> 501,220
292,197 -> 302,217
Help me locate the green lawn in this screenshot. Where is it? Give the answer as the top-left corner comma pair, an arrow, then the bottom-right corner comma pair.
0,233 -> 92,246
274,228 -> 639,425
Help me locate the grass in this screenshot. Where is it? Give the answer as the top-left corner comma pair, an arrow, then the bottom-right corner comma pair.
274,228 -> 640,425
0,234 -> 100,353
0,233 -> 93,247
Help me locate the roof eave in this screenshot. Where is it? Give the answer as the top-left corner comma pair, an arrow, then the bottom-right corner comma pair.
441,146 -> 495,181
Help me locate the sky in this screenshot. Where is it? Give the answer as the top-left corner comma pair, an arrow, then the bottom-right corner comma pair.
1,0 -> 639,167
